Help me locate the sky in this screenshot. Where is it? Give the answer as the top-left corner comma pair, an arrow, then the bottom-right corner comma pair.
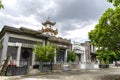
0,0 -> 113,42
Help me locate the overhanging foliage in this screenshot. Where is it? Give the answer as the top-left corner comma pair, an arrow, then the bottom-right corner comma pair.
89,1 -> 120,64
0,1 -> 4,9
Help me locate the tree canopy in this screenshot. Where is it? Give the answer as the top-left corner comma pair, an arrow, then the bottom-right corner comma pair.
33,43 -> 58,62
107,0 -> 120,7
89,7 -> 120,51
89,0 -> 120,63
96,48 -> 118,64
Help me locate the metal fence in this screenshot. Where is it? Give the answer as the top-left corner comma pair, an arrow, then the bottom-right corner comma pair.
39,61 -> 52,72
5,60 -> 29,76
5,65 -> 28,76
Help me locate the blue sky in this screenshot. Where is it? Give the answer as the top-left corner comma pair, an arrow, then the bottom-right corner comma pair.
0,0 -> 112,42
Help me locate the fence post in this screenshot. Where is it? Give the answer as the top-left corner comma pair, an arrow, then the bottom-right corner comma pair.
69,61 -> 71,70
50,60 -> 53,72
26,59 -> 30,74
61,60 -> 63,70
39,61 -> 42,71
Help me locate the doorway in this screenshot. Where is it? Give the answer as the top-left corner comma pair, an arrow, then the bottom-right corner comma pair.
20,48 -> 32,66
56,48 -> 65,62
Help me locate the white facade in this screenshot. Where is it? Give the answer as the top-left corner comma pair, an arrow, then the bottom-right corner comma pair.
0,26 -> 71,67
72,41 -> 86,63
0,32 -> 9,64
0,32 -> 43,66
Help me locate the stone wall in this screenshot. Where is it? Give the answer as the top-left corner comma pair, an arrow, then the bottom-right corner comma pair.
70,63 -> 79,69
52,63 -> 62,70
52,62 -> 99,71
52,61 -> 80,71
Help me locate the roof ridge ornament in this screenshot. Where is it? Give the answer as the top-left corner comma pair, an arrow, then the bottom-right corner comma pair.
47,17 -> 50,21
42,18 -> 56,26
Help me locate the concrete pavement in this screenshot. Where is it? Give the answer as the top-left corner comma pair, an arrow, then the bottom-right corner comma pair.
1,67 -> 120,80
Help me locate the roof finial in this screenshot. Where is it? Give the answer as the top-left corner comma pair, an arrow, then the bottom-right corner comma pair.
48,17 -> 50,21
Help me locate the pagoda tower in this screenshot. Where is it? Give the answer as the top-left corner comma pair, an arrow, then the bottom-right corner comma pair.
41,18 -> 58,36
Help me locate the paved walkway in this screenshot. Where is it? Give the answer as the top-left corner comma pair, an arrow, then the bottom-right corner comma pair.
1,67 -> 120,80
0,76 -> 9,80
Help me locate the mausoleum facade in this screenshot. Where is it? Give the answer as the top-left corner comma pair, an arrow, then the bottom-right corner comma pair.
0,19 -> 71,67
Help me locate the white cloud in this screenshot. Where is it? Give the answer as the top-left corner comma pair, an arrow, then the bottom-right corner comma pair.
0,0 -> 112,43
64,21 -> 97,42
36,0 -> 58,17
3,0 -> 17,7
0,12 -> 41,29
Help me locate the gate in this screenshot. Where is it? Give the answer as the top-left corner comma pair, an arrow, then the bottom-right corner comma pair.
5,60 -> 29,76
39,61 -> 52,72
5,65 -> 28,76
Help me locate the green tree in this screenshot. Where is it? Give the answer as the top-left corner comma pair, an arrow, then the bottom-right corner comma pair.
107,0 -> 120,7
89,7 -> 120,51
67,51 -> 76,62
89,1 -> 120,64
96,48 -> 118,64
0,1 -> 4,9
33,43 -> 58,62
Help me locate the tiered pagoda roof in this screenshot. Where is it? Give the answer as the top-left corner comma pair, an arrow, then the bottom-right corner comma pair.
42,20 -> 56,26
40,19 -> 58,36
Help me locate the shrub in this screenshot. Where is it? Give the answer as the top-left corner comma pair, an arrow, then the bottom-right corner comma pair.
33,43 -> 58,62
67,51 -> 76,62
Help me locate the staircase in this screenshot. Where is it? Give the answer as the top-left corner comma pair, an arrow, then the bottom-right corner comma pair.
0,55 -> 10,75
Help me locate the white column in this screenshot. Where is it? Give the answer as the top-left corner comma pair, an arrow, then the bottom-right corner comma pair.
1,33 -> 9,64
54,49 -> 57,63
43,40 -> 46,46
65,49 -> 68,62
32,52 -> 35,66
54,54 -> 56,63
83,50 -> 86,63
81,54 -> 83,63
16,43 -> 22,66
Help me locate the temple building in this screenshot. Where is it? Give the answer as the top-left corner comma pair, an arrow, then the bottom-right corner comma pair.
0,19 -> 71,67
